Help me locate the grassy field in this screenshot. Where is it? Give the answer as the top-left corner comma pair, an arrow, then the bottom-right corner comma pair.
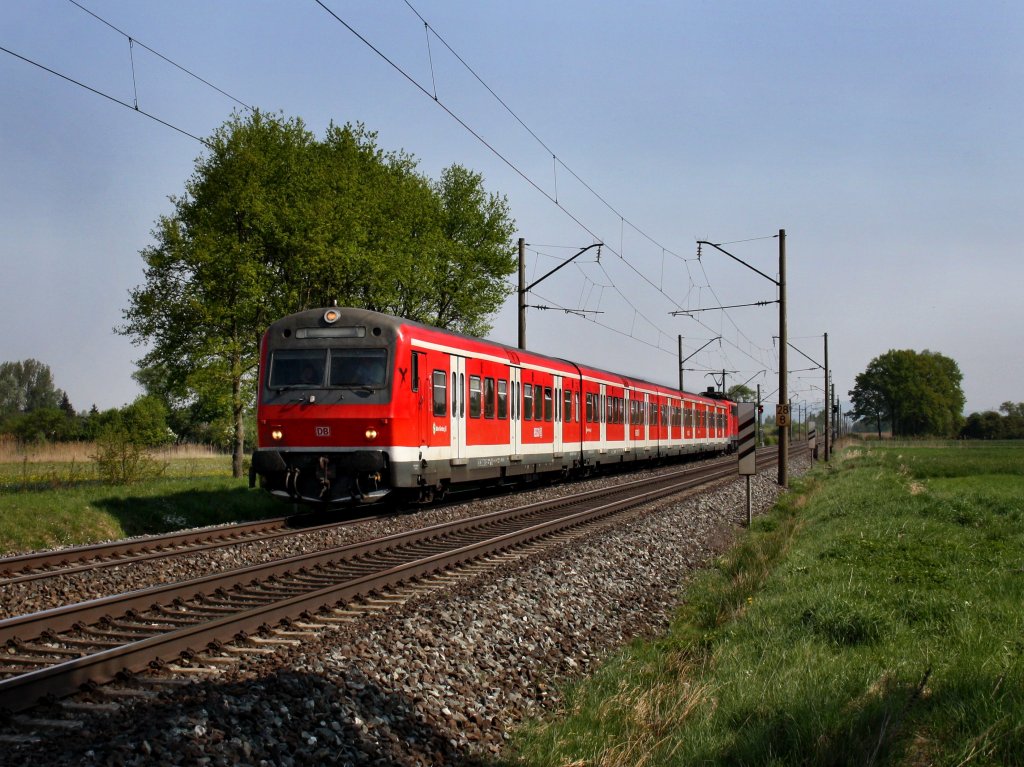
0,442 -> 281,554
503,443 -> 1024,766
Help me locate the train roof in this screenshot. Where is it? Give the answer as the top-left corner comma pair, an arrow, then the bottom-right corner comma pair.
268,307 -> 733,407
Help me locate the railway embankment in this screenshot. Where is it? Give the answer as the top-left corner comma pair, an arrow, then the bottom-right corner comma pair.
504,443 -> 1024,767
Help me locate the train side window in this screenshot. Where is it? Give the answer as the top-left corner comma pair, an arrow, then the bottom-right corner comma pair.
544,387 -> 553,421
451,373 -> 457,416
411,352 -> 421,392
524,384 -> 533,421
564,389 -> 572,423
432,370 -> 447,416
469,375 -> 482,418
497,379 -> 507,420
484,377 -> 495,419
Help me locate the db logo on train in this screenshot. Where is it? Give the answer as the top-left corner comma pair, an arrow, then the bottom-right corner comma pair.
315,426 -> 331,437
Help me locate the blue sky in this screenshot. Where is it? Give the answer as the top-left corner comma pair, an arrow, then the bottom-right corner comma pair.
2,1 -> 1021,416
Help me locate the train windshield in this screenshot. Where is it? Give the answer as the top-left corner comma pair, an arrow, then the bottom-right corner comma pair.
328,349 -> 388,387
268,350 -> 327,388
267,348 -> 389,389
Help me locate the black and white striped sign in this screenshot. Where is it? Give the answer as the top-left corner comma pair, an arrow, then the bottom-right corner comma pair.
808,426 -> 816,450
738,403 -> 756,475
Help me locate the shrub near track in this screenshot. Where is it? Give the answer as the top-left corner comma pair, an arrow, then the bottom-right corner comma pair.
503,444 -> 1024,767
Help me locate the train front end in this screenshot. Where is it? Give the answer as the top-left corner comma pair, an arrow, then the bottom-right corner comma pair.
250,307 -> 402,507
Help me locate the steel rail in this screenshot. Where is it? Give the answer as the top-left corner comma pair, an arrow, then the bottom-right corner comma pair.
0,458 -> 745,713
0,456 -> 735,644
0,510 -> 400,586
0,446 -> 804,713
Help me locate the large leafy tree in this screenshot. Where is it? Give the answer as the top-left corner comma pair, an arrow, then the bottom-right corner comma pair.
121,111 -> 516,476
849,349 -> 965,438
0,359 -> 65,423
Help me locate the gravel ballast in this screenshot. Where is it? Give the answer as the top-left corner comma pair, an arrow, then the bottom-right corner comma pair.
3,457 -> 807,766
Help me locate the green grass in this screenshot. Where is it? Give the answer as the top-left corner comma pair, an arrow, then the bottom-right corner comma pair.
0,457 -> 283,554
503,444 -> 1024,766
0,455 -> 235,489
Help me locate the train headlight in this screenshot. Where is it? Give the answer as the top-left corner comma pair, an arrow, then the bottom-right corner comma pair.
271,429 -> 284,441
365,428 -> 378,440
323,309 -> 340,324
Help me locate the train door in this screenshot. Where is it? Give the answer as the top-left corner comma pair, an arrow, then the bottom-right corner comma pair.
553,375 -> 564,455
623,389 -> 632,451
599,383 -> 607,451
412,351 -> 429,447
642,392 -> 651,451
449,355 -> 467,464
509,366 -> 522,456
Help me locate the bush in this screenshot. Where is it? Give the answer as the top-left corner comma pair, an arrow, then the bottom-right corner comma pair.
91,426 -> 167,484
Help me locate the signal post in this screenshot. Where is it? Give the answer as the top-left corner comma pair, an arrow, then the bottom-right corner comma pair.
737,403 -> 757,526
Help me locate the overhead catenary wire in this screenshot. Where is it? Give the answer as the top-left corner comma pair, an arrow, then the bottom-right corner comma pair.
0,44 -> 213,146
318,0 -> 780,366
66,0 -> 253,112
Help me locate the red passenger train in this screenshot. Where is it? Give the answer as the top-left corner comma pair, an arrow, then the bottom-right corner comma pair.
250,307 -> 739,506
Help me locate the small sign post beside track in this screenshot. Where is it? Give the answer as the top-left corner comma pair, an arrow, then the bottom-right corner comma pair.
737,403 -> 756,526
808,425 -> 817,460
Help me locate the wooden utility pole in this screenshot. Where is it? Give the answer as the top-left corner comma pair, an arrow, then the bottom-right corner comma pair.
778,229 -> 788,487
694,230 -> 787,486
678,335 -> 684,391
517,237 -> 527,349
824,331 -> 830,461
517,239 -> 600,351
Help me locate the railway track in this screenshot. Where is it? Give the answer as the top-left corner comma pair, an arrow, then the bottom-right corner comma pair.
0,446 -> 799,719
0,510 -> 398,587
